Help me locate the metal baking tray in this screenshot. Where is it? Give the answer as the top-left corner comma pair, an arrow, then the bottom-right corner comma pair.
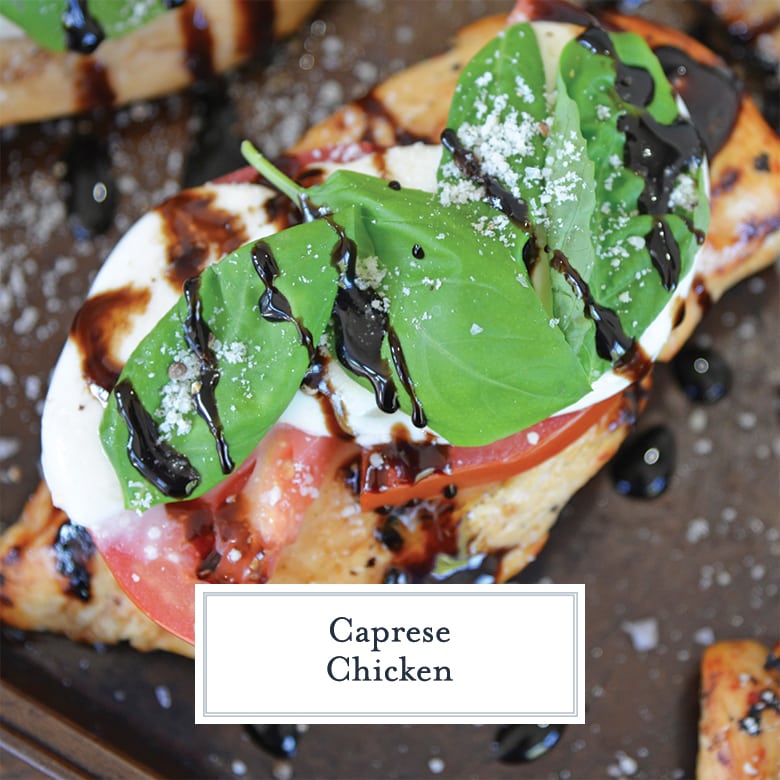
1,1 -> 778,777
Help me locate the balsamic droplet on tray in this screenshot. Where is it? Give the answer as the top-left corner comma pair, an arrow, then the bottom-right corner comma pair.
611,425 -> 675,499
671,344 -> 732,403
492,724 -> 565,763
245,724 -> 302,759
64,133 -> 117,239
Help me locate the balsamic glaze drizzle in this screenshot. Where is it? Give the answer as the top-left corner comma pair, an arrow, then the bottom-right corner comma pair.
645,217 -> 682,292
387,327 -> 426,428
183,276 -> 234,475
739,688 -> 780,736
577,27 -> 655,107
327,219 -> 401,415
550,250 -> 635,363
250,241 -> 316,362
440,128 -> 531,230
53,521 -> 95,602
63,0 -> 105,54
765,651 -> 780,672
114,379 -> 201,498
654,46 -> 742,158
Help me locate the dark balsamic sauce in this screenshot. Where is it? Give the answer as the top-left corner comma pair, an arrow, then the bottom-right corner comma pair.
75,60 -> 116,114
179,1 -> 215,82
382,567 -> 409,584
182,276 -> 234,474
63,0 -> 104,54
70,285 -> 151,393
245,724 -> 301,759
53,521 -> 95,601
691,274 -> 712,312
156,190 -> 248,289
618,111 -> 703,218
375,499 -> 459,582
362,435 -> 450,497
329,221 -> 400,414
611,424 -> 675,498
354,93 -> 428,147
114,379 -> 201,498
235,0 -> 275,60
522,236 -> 540,274
578,27 -> 654,107
765,651 -> 780,672
671,344 -> 732,403
617,110 -> 702,293
492,724 -> 566,764
644,218 -> 681,292
251,241 -> 316,361
655,46 -> 743,158
441,128 -> 531,229
183,80 -> 246,188
63,133 -> 117,239
550,250 -> 636,365
167,461 -> 271,583
739,688 -> 780,736
375,516 -> 406,552
387,327 -> 426,427
754,152 -> 770,172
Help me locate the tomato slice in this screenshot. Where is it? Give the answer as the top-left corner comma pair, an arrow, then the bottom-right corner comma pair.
360,393 -> 625,510
90,425 -> 350,644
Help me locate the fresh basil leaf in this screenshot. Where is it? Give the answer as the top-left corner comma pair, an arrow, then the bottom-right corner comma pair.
100,217 -> 340,511
0,0 -> 171,53
308,170 -> 592,446
556,30 -> 709,379
438,23 -> 709,385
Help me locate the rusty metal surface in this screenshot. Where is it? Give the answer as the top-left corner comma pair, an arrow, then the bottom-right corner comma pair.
1,1 -> 778,778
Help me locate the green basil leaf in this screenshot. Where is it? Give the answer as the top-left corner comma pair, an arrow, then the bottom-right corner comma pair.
0,0 -> 171,53
100,217 -> 340,511
308,170 -> 592,446
438,23 -> 709,385
556,30 -> 709,379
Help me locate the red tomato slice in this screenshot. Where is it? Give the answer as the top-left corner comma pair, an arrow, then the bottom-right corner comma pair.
359,393 -> 625,510
90,425 -> 350,645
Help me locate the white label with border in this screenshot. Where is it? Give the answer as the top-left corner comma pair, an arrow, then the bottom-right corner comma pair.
195,584 -> 584,725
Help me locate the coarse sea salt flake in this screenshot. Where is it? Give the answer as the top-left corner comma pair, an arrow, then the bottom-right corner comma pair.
622,617 -> 659,652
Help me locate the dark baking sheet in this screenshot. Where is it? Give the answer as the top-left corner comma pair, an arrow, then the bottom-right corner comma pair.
1,1 -> 778,778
